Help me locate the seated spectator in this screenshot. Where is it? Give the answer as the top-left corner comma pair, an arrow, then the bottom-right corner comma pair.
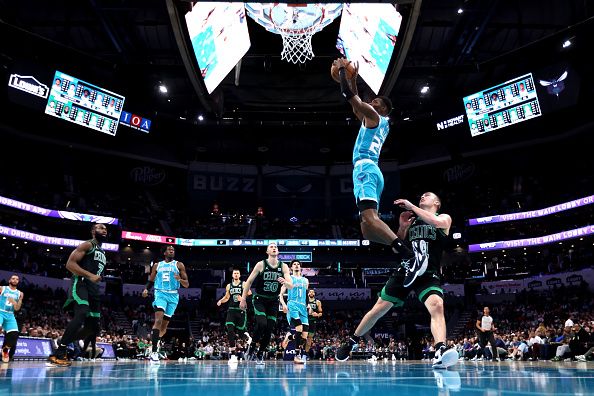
527,331 -> 543,361
494,334 -> 508,360
551,329 -> 572,361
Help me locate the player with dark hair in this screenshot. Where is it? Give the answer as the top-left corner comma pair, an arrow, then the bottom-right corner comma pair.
217,268 -> 252,363
49,223 -> 108,367
142,245 -> 189,363
477,306 -> 498,361
239,242 -> 292,365
1,274 -> 24,363
337,192 -> 458,369
332,58 -> 414,280
280,260 -> 309,364
305,288 -> 322,357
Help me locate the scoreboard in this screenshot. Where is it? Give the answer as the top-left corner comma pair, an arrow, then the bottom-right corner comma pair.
463,73 -> 542,137
44,71 -> 125,136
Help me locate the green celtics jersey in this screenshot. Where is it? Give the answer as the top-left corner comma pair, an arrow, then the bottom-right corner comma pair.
406,216 -> 447,274
254,259 -> 284,299
308,297 -> 320,322
80,239 -> 106,277
228,280 -> 244,309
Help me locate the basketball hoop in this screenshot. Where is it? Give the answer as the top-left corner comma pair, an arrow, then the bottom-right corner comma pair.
245,3 -> 343,64
278,25 -> 318,64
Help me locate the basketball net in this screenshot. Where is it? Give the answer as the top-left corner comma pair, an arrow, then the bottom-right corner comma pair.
273,5 -> 324,64
278,26 -> 317,64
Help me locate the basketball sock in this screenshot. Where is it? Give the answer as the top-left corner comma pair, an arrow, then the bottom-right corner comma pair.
294,331 -> 303,354
151,328 -> 160,353
435,342 -> 445,350
391,238 -> 413,258
56,343 -> 68,359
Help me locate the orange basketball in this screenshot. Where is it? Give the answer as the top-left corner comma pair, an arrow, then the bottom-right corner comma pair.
331,61 -> 356,83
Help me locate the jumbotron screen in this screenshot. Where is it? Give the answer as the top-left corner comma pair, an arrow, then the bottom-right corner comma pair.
463,73 -> 542,137
44,71 -> 125,136
337,3 -> 402,94
185,2 -> 250,94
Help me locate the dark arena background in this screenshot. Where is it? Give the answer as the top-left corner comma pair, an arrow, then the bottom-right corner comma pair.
0,1 -> 593,395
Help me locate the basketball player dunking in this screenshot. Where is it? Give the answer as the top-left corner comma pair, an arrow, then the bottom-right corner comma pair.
332,57 -> 414,270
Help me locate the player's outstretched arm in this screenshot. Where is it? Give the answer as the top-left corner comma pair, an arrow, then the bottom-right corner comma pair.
334,58 -> 379,126
394,199 -> 452,233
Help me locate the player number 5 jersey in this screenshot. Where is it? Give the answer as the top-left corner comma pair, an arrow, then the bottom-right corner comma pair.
154,260 -> 180,291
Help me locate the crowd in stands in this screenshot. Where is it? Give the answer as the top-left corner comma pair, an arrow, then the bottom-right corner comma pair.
451,284 -> 594,362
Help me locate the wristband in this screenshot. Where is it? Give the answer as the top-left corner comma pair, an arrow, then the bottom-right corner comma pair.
339,68 -> 355,101
145,280 -> 154,290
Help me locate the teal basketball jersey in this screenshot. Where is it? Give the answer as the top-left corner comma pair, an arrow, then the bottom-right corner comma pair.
352,116 -> 390,165
154,260 -> 180,291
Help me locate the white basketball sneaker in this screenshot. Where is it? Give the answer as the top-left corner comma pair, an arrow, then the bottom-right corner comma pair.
432,346 -> 458,369
150,352 -> 160,363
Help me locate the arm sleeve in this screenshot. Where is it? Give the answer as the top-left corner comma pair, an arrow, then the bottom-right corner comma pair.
339,68 -> 355,101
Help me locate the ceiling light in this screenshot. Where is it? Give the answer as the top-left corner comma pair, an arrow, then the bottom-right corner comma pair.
457,8 -> 463,14
562,40 -> 572,48
198,115 -> 204,121
159,85 -> 168,93
420,86 -> 429,94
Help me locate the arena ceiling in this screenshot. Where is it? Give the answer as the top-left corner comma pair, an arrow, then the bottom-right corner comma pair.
0,0 -> 592,165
